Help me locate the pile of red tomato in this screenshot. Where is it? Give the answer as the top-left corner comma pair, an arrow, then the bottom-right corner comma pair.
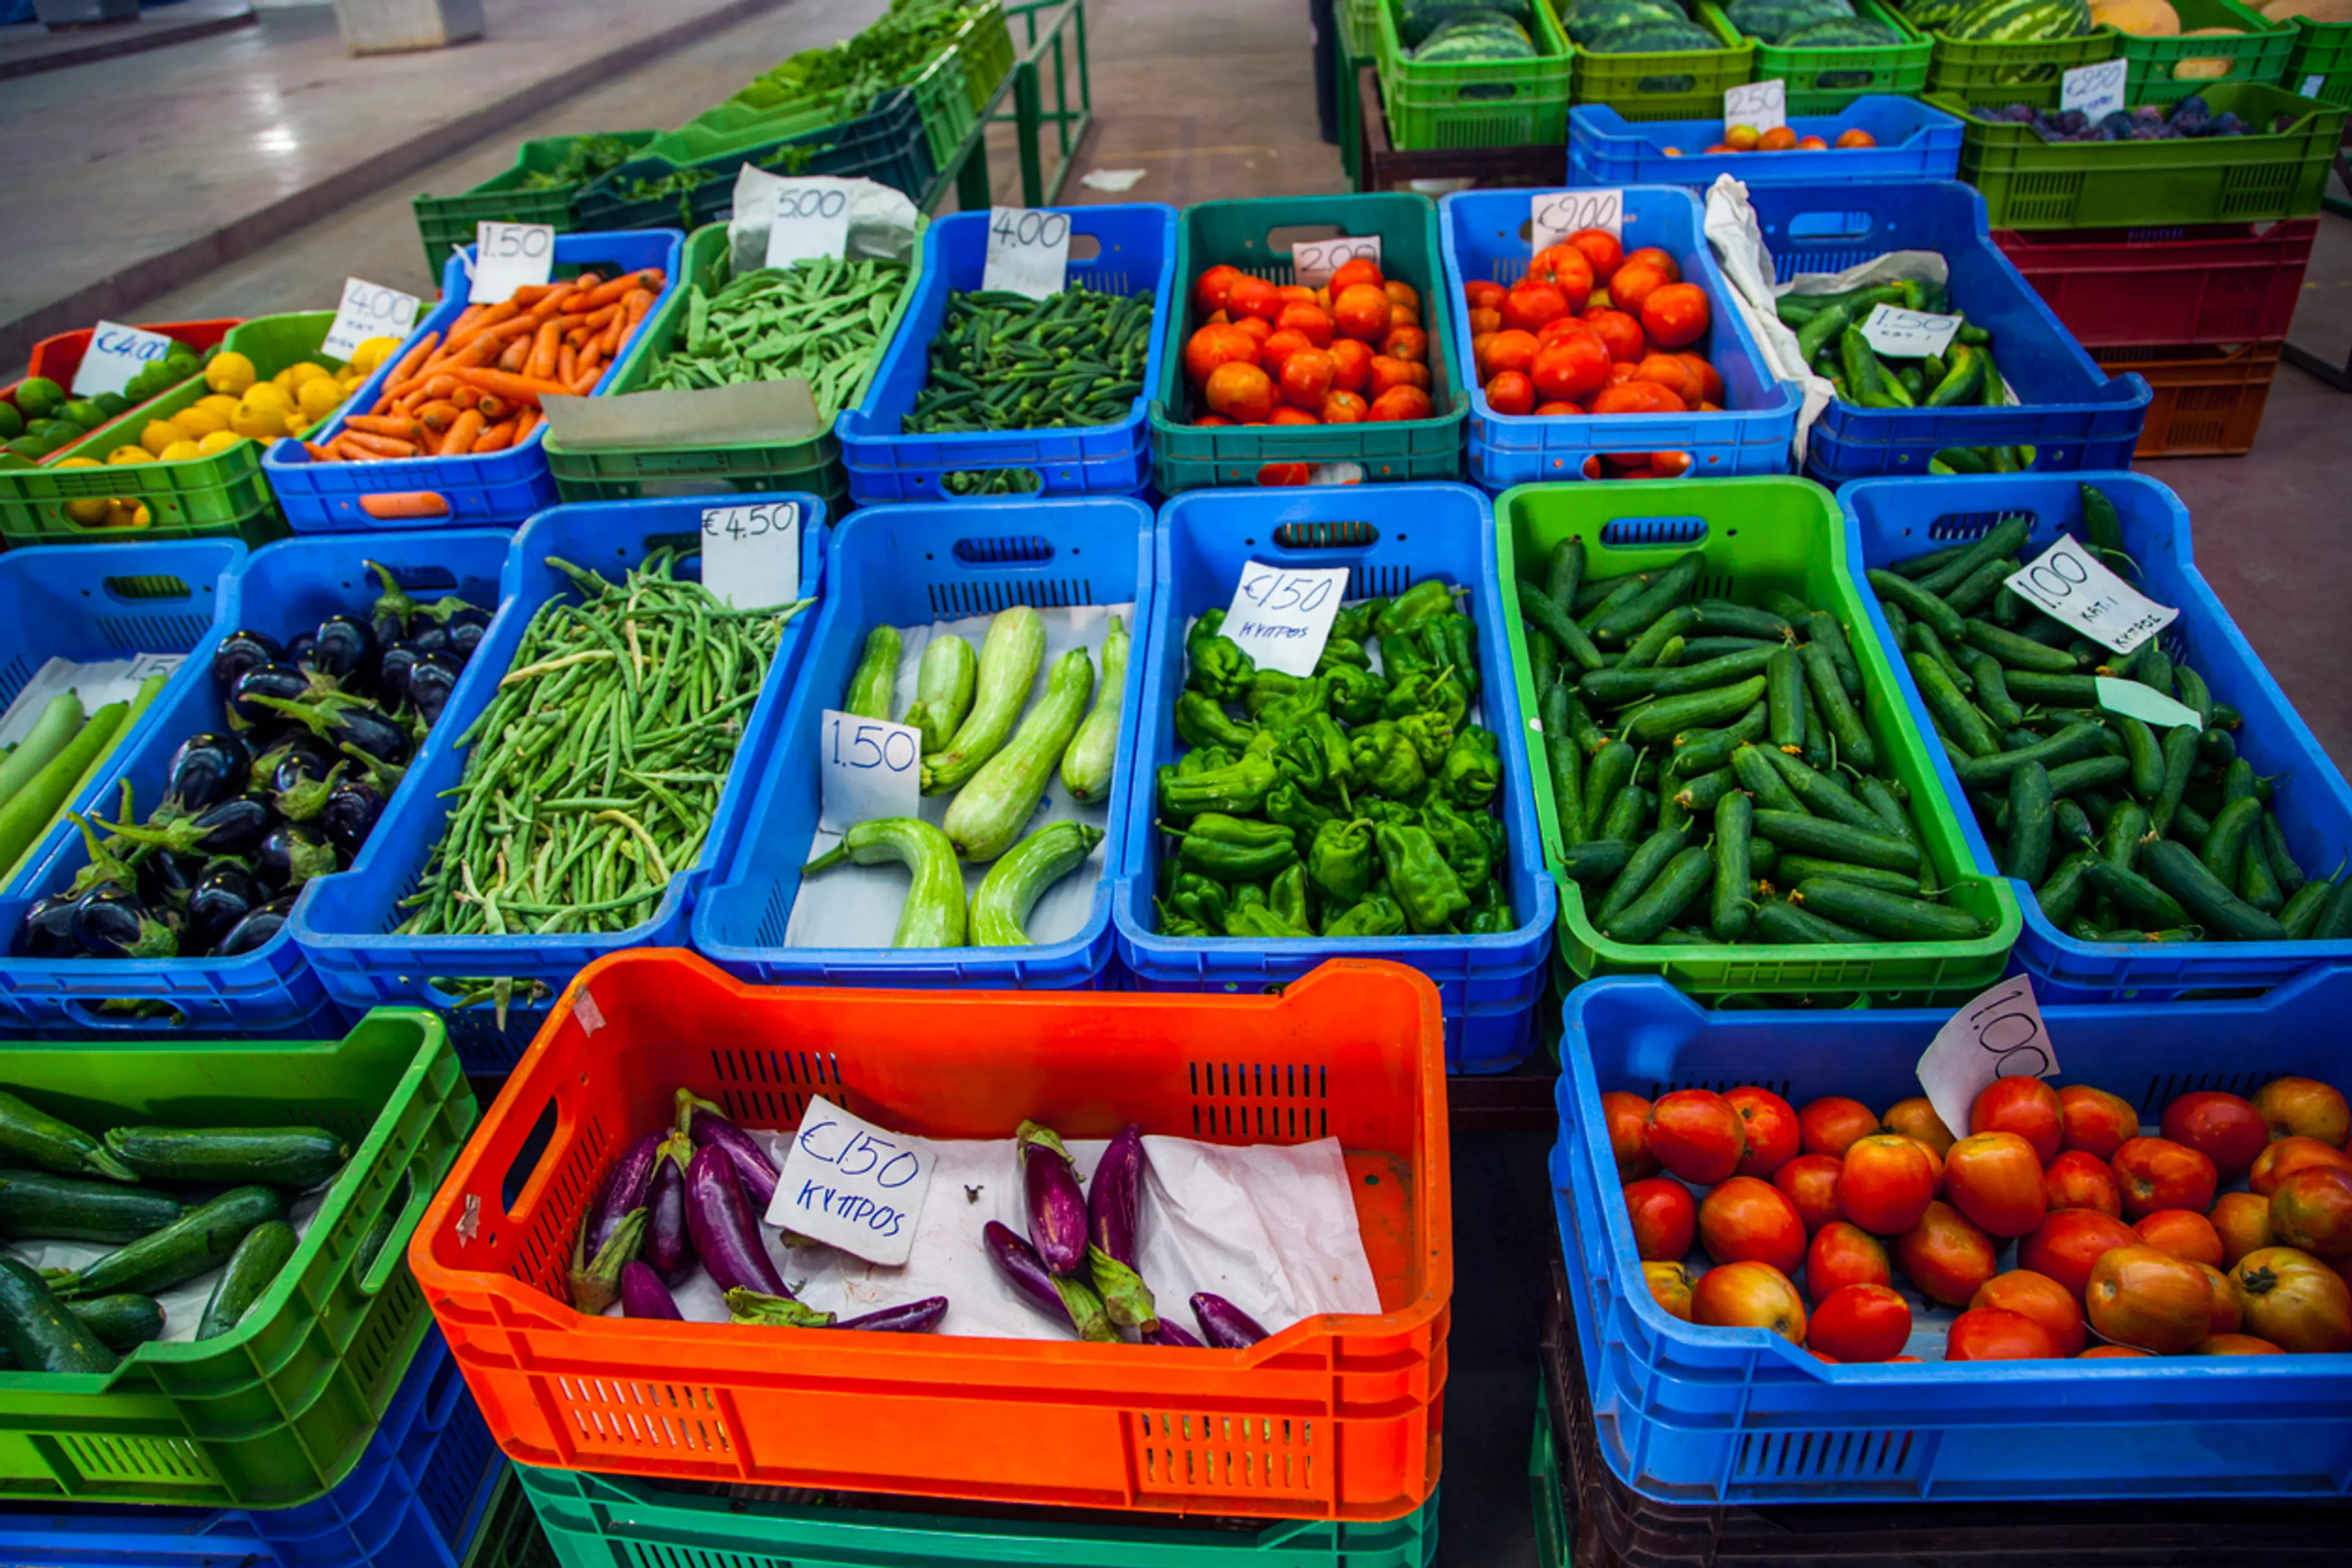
1180,256 -> 1434,429
1608,1071 -> 2352,1363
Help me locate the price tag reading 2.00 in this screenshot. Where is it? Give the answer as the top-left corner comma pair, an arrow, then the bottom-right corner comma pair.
470,222 -> 554,304
1531,189 -> 1623,253
766,181 -> 853,268
981,206 -> 1072,298
1291,235 -> 1382,290
699,500 -> 801,612
1219,559 -> 1351,679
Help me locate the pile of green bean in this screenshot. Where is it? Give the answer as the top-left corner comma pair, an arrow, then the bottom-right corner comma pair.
640,254 -> 908,421
903,285 -> 1153,435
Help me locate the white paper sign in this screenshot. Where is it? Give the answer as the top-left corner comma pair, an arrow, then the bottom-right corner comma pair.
1531,189 -> 1624,255
70,322 -> 175,399
321,277 -> 422,364
1291,234 -> 1382,290
1725,78 -> 1787,134
2061,59 -> 2127,124
699,499 -> 802,611
1859,304 -> 1962,360
1219,561 -> 1351,679
817,709 -> 922,834
765,178 -> 855,268
2095,676 -> 2201,733
470,222 -> 555,304
2005,536 -> 2179,655
766,1094 -> 935,1265
2303,73 -> 2325,97
981,206 -> 1072,299
1917,976 -> 2058,1149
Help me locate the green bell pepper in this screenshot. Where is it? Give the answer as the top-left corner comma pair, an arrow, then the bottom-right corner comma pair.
1374,821 -> 1472,934
1175,690 -> 1257,752
1421,796 -> 1492,889
1440,726 -> 1501,807
1323,891 -> 1408,938
1169,812 -> 1298,882
1185,609 -> 1256,701
1157,753 -> 1278,818
1324,662 -> 1387,725
1308,817 -> 1376,907
1349,720 -> 1426,799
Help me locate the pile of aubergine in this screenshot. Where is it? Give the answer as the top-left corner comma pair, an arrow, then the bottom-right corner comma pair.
13,563 -> 486,967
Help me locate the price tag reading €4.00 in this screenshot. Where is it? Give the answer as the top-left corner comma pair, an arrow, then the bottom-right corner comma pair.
766,1094 -> 935,1266
817,709 -> 922,834
1725,78 -> 1787,135
470,222 -> 555,304
322,277 -> 422,363
700,500 -> 802,611
1291,234 -> 1382,290
1917,976 -> 2059,1150
766,179 -> 854,268
2005,535 -> 2179,655
70,322 -> 175,399
1531,188 -> 1624,253
1858,304 -> 1962,361
982,206 -> 1073,299
1220,560 -> 1351,679
2062,58 -> 2128,124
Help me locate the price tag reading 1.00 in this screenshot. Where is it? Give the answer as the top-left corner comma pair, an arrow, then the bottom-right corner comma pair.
766,1094 -> 935,1265
1858,304 -> 1962,360
1291,234 -> 1382,290
816,710 -> 923,837
1725,78 -> 1786,135
700,500 -> 802,612
2004,535 -> 2179,655
321,277 -> 422,363
1219,559 -> 1351,679
470,222 -> 554,304
70,321 -> 175,399
1916,976 -> 2057,1149
1531,189 -> 1624,253
766,181 -> 854,268
2061,58 -> 2127,124
981,206 -> 1073,299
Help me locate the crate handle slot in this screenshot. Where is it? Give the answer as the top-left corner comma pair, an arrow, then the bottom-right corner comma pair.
364,1171 -> 426,1297
500,1100 -> 562,1223
1599,516 -> 1708,548
1069,233 -> 1102,263
1781,209 -> 1876,245
57,998 -> 190,1031
1265,223 -> 1346,257
951,534 -> 1056,566
361,492 -> 454,521
100,575 -> 194,601
1270,520 -> 1379,551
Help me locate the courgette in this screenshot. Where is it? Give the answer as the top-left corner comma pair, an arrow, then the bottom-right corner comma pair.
902,632 -> 978,753
0,1169 -> 179,1245
70,1292 -> 165,1352
0,1258 -> 115,1374
0,1093 -> 136,1183
843,625 -> 902,720
1793,879 -> 1985,943
943,647 -> 1095,861
55,1186 -> 286,1300
971,822 -> 1103,946
1058,617 -> 1126,804
924,606 -> 1046,794
104,1126 -> 349,1189
196,1219 -> 298,1340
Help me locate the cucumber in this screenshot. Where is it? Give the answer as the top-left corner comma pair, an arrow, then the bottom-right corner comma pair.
903,632 -> 978,754
1598,824 -> 1691,930
2280,878 -> 2337,940
2261,812 -> 2305,895
1584,739 -> 1638,834
1909,622 -> 1973,696
1621,607 -> 1700,670
1542,685 -> 1589,848
1751,810 -> 1921,873
1754,899 -> 1869,944
1795,640 -> 1875,771
0,1258 -> 115,1374
2318,882 -> 2352,942
1915,514 -> 2030,598
1805,610 -> 1861,698
1909,650 -> 1998,758
1855,775 -> 1916,845
2120,716 -> 2163,802
1592,552 -> 1704,644
1668,703 -> 1767,777
1560,838 -> 1632,884
1607,847 -> 1713,945
1671,767 -> 1739,813
2003,672 -> 2101,707
2035,852 -> 2095,927
70,1292 -> 165,1352
1794,879 -> 1986,943
2100,801 -> 2149,873
2149,723 -> 2201,834
2053,799 -> 2094,851
943,648 -> 1095,861
924,606 -> 1046,794
55,1186 -> 286,1300
0,1169 -> 180,1244
104,1126 -> 349,1189
1762,747 -> 1883,832
1964,619 -> 2077,674
1711,794 -> 1755,941
1766,643 -> 1808,751
1949,721 -> 2109,789
1866,568 -> 1964,641
1732,743 -> 1804,815
0,1093 -> 136,1183
2084,860 -> 2191,930
1654,645 -> 1779,697
1057,618 -> 1126,804
195,1219 -> 298,1341
2005,762 -> 2053,885
2239,832 -> 2285,915
2199,797 -> 2261,883
1690,601 -> 1795,641
1580,666 -> 1667,705
2046,756 -> 2132,797
2135,641 -> 2174,699
843,626 -> 902,720
1521,586 -> 1605,673
1626,676 -> 1769,746
1945,559 -> 2016,618
2141,838 -> 2286,942
1964,651 -> 2023,729
1776,854 -> 1922,897
1600,783 -> 1651,845
1544,539 -> 1585,614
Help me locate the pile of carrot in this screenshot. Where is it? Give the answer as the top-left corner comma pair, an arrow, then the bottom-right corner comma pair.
303,267 -> 668,462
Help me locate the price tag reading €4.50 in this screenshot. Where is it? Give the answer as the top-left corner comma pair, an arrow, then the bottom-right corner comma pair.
470,222 -> 555,304
1858,304 -> 1962,361
817,709 -> 922,834
2062,58 -> 2128,124
1220,560 -> 1352,679
1291,234 -> 1382,290
766,179 -> 854,269
982,207 -> 1073,299
322,277 -> 422,363
766,1095 -> 935,1266
70,321 -> 175,399
1531,189 -> 1624,253
700,499 -> 802,612
1917,976 -> 2059,1151
2005,535 -> 2179,655
1725,78 -> 1787,135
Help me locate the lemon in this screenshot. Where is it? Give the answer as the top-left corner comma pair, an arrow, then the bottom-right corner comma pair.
66,496 -> 113,526
105,446 -> 149,466
242,382 -> 293,417
159,439 -> 203,462
55,456 -> 102,469
296,376 -> 347,421
138,419 -> 187,456
205,352 -> 257,397
286,417 -> 313,440
172,405 -> 228,437
230,403 -> 287,440
197,429 -> 243,456
129,502 -> 152,528
282,362 -> 330,390
349,336 -> 399,375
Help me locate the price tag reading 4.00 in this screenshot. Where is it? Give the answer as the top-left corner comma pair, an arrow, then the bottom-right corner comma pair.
1916,976 -> 2059,1150
322,277 -> 422,363
1531,189 -> 1623,253
981,207 -> 1072,299
1219,559 -> 1351,679
470,222 -> 554,304
817,709 -> 922,834
70,321 -> 175,399
766,1094 -> 935,1265
1291,234 -> 1382,290
1725,78 -> 1786,135
2061,58 -> 2127,124
2004,535 -> 2179,655
1858,304 -> 1962,360
766,180 -> 854,268
700,500 -> 802,612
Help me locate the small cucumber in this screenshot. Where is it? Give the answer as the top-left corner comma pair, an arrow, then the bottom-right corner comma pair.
1731,744 -> 1804,816
1711,794 -> 1755,941
1762,747 -> 1883,833
0,1093 -> 135,1183
2199,797 -> 2261,883
56,1186 -> 285,1301
70,1293 -> 165,1352
2280,878 -> 2337,940
1560,839 -> 1632,884
1805,610 -> 1861,697
1855,775 -> 1917,845
2035,852 -> 2096,927
1964,619 -> 2077,674
2120,716 -> 2164,801
1654,645 -> 1779,698
2004,763 -> 2054,886
903,632 -> 978,753
1600,783 -> 1651,845
2261,812 -> 2305,894
1866,568 -> 1964,642
2046,756 -> 2132,797
0,1169 -> 180,1245
1950,722 -> 2110,790
1667,703 -> 1767,777
1057,617 -> 1126,804
1909,650 -> 1998,759
1598,824 -> 1691,930
971,822 -> 1104,946
1583,739 -> 1638,834
2239,832 -> 2285,915
2084,860 -> 2191,930
1751,810 -> 1921,873
1692,601 -> 1795,641
1521,585 -> 1605,673
1591,552 -> 1704,644
1963,651 -> 2024,730
1626,677 -> 1769,746
0,1258 -> 115,1373
2003,672 -> 2101,707
1621,607 -> 1700,670
1800,638 -> 1876,769
2101,801 -> 2149,873
923,606 -> 1046,794
1793,879 -> 1986,943
1672,767 -> 1739,813
2142,838 -> 2286,942
1607,847 -> 1713,945
1776,855 -> 1923,896
843,625 -> 903,720
1542,685 -> 1588,848
1765,644 -> 1806,753
1544,539 -> 1585,613
1753,899 -> 1869,945
196,1219 -> 298,1340
2149,723 -> 2202,834
104,1126 -> 349,1189
1915,514 -> 2030,597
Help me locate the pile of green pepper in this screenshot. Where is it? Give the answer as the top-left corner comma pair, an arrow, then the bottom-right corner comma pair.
904,285 -> 1153,436
1152,580 -> 1514,942
1777,277 -> 2003,413
641,252 -> 909,422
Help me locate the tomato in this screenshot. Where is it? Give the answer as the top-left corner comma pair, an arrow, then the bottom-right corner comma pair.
1203,361 -> 1275,424
1623,246 -> 1680,282
1700,1176 -> 1807,1273
1583,307 -> 1646,363
2087,1243 -> 2221,1354
1645,1261 -> 1694,1321
1193,264 -> 1244,318
1893,1200 -> 1998,1307
1383,279 -> 1421,314
1532,334 -> 1611,404
1650,452 -> 1694,478
2133,1208 -> 2223,1267
1591,382 -> 1687,416
1627,353 -> 1694,399
2054,1084 -> 2136,1159
1798,1096 -> 1880,1159
1602,361 -> 1642,390
1372,355 -> 1428,396
1332,284 -> 1392,344
1944,1131 -> 2048,1239
1277,347 -> 1335,411
1607,262 -> 1670,315
1972,1268 -> 2087,1355
1624,1176 -> 1698,1261
1602,1090 -> 1659,1182
2078,1346 -> 2149,1359
1232,315 -> 1273,345
1329,257 -> 1385,296
2210,1190 -> 2277,1268
2160,1090 -> 2269,1178
1691,1261 -> 1807,1344
1758,125 -> 1800,151
1277,284 -> 1317,306
2270,1165 -> 2352,1260
2255,1076 -> 2351,1147
1774,1154 -> 1845,1235
1227,275 -> 1284,324
1319,390 -> 1368,424
1804,1221 -> 1891,1305
1533,400 -> 1585,416
2112,1136 -> 2217,1219
1501,283 -> 1571,334
1972,1077 -> 2064,1164
1257,328 -> 1314,378
1673,352 -> 1723,405
1727,1087 -> 1801,1180
1798,135 -> 1829,149
1468,306 -> 1502,336
2195,1262 -> 2246,1335
1836,127 -> 1878,148
1183,325 -> 1256,388
1648,1090 -> 1746,1185
1381,325 -> 1428,365
1463,278 -> 1506,312
1269,304 -> 1329,351
1808,1283 -> 1910,1362
2231,1246 -> 2352,1352
1265,407 -> 1319,425
1477,329 -> 1539,380
1368,385 -> 1434,423
1640,284 -> 1712,351
1567,227 -> 1623,284
1193,414 -> 1235,427
2250,1134 -> 2352,1197
1877,1097 -> 1954,1158
2043,1150 -> 2122,1217
1326,336 -> 1373,394
2195,1333 -> 2283,1354
1947,1306 -> 2060,1362
2019,1208 -> 2141,1301
1841,1134 -> 1939,1236
1530,244 -> 1596,309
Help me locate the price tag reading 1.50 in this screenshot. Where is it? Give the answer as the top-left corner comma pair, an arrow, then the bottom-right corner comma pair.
766,181 -> 854,268
1291,234 -> 1382,290
1531,189 -> 1623,253
817,710 -> 922,834
699,500 -> 802,611
1219,559 -> 1351,678
981,206 -> 1072,299
470,222 -> 554,304
322,277 -> 421,363
765,1094 -> 935,1266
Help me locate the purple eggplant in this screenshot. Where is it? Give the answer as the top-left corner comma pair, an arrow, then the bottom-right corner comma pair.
216,894 -> 293,957
318,777 -> 386,863
19,892 -> 81,958
72,886 -> 177,960
982,1220 -> 1118,1343
835,1297 -> 948,1333
99,796 -> 270,860
306,614 -> 377,691
255,822 -> 338,894
1086,1124 -> 1157,1330
1144,1320 -> 1203,1349
1017,1120 -> 1088,1276
644,1132 -> 697,1286
407,651 -> 464,730
159,732 -> 251,820
677,1090 -> 778,1209
212,628 -> 284,696
618,1260 -> 681,1321
1190,1293 -> 1268,1351
587,1130 -> 665,1258
725,1289 -> 834,1327
186,864 -> 261,953
685,1143 -> 789,1297
569,1205 -> 645,1314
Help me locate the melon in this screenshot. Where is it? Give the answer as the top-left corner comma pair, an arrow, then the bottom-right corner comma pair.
2264,0 -> 2352,20
2090,0 -> 2179,33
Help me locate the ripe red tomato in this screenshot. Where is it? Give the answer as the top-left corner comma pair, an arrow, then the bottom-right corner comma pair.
1329,257 -> 1385,296
1318,390 -> 1368,424
1566,227 -> 1623,285
1798,1097 -> 1880,1159
1972,1268 -> 2087,1355
1640,284 -> 1711,350
1727,1087 -> 1801,1180
1325,336 -> 1373,395
1483,371 -> 1534,417
1624,1176 -> 1698,1261
2112,1136 -> 2217,1219
1463,278 -> 1506,312
1691,1261 -> 1807,1344
1231,314 -> 1273,345
2019,1208 -> 2142,1301
1477,328 -> 1539,381
1278,347 -> 1334,410
1606,262 -> 1670,315
1602,1090 -> 1659,1182
1183,324 -> 1257,388
2250,1134 -> 2352,1197
2043,1150 -> 2122,1216
1332,284 -> 1393,344
1256,328 -> 1314,378
1947,1306 -> 2061,1362
1972,1077 -> 2064,1164
2270,1165 -> 2352,1260
1368,385 -> 1434,422
1807,1283 -> 1910,1362
1673,352 -> 1723,406
1266,407 -> 1319,425
2087,1244 -> 2215,1354
2231,1245 -> 2352,1352
2195,1261 -> 2246,1335
1894,1200 -> 1999,1307
2253,1076 -> 2351,1147
1193,413 -> 1235,427
1880,1096 -> 1955,1158
1839,1134 -> 1938,1236
1500,282 -> 1571,334
1804,1220 -> 1891,1305
2162,1090 -> 2270,1178
1193,264 -> 1245,318
1203,361 -> 1275,424
1645,1261 -> 1694,1321
1622,246 -> 1680,282
1590,382 -> 1687,415
2195,1333 -> 2284,1354
2135,1207 -> 2225,1267
1943,1131 -> 2048,1238
1534,327 -> 1611,404
1226,275 -> 1284,323
1648,1089 -> 1747,1185
1276,303 -> 1335,350
1582,307 -> 1645,364
1774,1153 -> 1844,1235
1529,245 -> 1596,311
1699,1175 -> 1806,1273
1628,352 -> 1695,399
1380,324 -> 1428,364
2058,1084 -> 2139,1159
1532,399 -> 1585,416
2210,1191 -> 2276,1267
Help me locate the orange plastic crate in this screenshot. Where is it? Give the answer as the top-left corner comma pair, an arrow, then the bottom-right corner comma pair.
410,949 -> 1452,1521
2094,339 -> 2282,457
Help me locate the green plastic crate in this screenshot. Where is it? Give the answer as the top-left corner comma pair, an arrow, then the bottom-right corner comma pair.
911,34 -> 979,165
1344,0 -> 1382,57
1570,2 -> 1758,123
411,132 -> 656,274
1921,20 -> 2119,111
0,1009 -> 474,1507
462,1471 -> 558,1568
1700,0 -> 1931,114
1934,81 -> 2346,227
2283,13 -> 2352,105
543,222 -> 916,506
516,1463 -> 1442,1568
1531,1381 -> 1568,1568
1376,0 -> 1576,148
2120,0 -> 2296,103
1496,477 -> 2021,1001
1148,193 -> 1466,494
959,0 -> 1017,108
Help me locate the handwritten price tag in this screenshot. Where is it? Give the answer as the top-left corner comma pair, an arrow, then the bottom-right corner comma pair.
1531,189 -> 1624,252
470,222 -> 554,304
1218,560 -> 1351,679
765,1095 -> 934,1265
700,499 -> 802,611
2062,59 -> 2127,124
982,206 -> 1072,298
1725,78 -> 1787,134
1858,304 -> 1962,360
1291,234 -> 1382,290
2005,536 -> 2179,655
1916,976 -> 2059,1148
766,178 -> 854,268
818,709 -> 922,834
322,277 -> 421,364
71,322 -> 175,399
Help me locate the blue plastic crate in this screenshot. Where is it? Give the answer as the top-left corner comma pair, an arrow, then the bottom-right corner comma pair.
290,495 -> 827,1072
262,230 -> 686,533
0,532 -> 509,1039
1567,97 -> 1963,187
837,203 -> 1178,503
0,1327 -> 503,1567
1110,484 -> 1555,1074
692,496 -> 1153,990
1744,181 -> 2150,483
1555,971 -> 2352,1506
1841,469 -> 2352,1001
1438,188 -> 1800,491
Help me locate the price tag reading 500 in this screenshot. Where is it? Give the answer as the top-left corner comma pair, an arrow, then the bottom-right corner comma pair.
818,709 -> 922,833
1531,189 -> 1624,253
767,181 -> 854,268
470,222 -> 555,304
1218,559 -> 1351,678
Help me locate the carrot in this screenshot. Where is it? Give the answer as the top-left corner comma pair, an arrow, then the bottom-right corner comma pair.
524,319 -> 564,383
346,414 -> 421,440
497,336 -> 532,373
570,361 -> 603,394
470,419 -> 518,454
383,332 -> 440,389
453,385 -> 482,410
417,400 -> 461,433
557,343 -> 578,386
451,366 -> 575,405
439,409 -> 485,456
579,270 -> 658,311
447,301 -> 521,348
513,407 -> 541,443
477,394 -> 512,423
575,342 -> 605,381
336,429 -> 420,458
303,441 -> 336,461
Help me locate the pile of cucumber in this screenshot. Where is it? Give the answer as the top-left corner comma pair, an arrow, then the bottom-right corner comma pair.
1525,540 -> 1996,952
0,1088 -> 362,1374
1867,484 -> 2352,946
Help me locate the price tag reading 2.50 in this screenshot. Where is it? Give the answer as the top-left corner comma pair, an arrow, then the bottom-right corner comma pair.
699,500 -> 801,612
470,222 -> 554,304
1219,559 -> 1351,679
1532,189 -> 1623,253
982,206 -> 1072,299
2061,58 -> 2127,124
766,180 -> 853,268
1725,78 -> 1787,135
1291,234 -> 1382,290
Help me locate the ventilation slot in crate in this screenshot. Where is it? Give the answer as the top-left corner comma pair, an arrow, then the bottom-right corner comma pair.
1133,1411 -> 1317,1496
927,576 -> 1096,619
709,1046 -> 842,1129
1189,1058 -> 1330,1142
561,1379 -> 734,1455
1600,516 -> 1708,548
952,533 -> 1055,565
1272,519 -> 1378,549
1732,1425 -> 1923,1484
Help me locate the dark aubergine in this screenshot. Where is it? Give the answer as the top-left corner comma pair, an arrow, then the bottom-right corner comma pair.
318,779 -> 384,862
375,643 -> 422,712
243,693 -> 410,766
105,796 -> 271,861
214,893 -> 294,957
1086,1125 -> 1157,1330
618,1260 -> 682,1321
363,560 -> 418,648
834,1297 -> 948,1333
1190,1292 -> 1268,1350
588,1131 -> 665,1259
72,887 -> 176,960
259,735 -> 335,795
282,631 -> 316,671
228,665 -> 313,730
1017,1121 -> 1088,1276
981,1219 -> 1118,1343
210,629 -> 282,696
306,615 -> 376,690
135,848 -> 203,913
643,1134 -> 696,1286
1144,1320 -> 1202,1348
186,865 -> 261,952
20,892 -> 81,957
255,823 -> 337,893
431,603 -> 491,662
407,652 -> 464,730
681,1096 -> 780,1210
683,1144 -> 789,1297
161,733 -> 251,818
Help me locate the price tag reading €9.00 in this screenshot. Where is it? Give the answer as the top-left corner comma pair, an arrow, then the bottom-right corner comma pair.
1531,189 -> 1623,253
766,1095 -> 935,1266
470,222 -> 555,304
981,207 -> 1073,299
2005,535 -> 2179,655
70,321 -> 175,399
817,710 -> 922,834
1725,78 -> 1787,135
766,179 -> 854,269
1916,976 -> 2059,1151
1219,560 -> 1351,679
700,499 -> 802,611
1858,304 -> 1962,361
2062,58 -> 2128,125
322,277 -> 422,364
1291,234 -> 1382,290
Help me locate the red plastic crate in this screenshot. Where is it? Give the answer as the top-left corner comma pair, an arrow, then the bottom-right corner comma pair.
2094,339 -> 2281,457
3,318 -> 241,465
1992,222 -> 2315,348
411,949 -> 1452,1521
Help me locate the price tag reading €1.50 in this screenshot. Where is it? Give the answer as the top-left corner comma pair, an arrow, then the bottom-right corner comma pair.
1916,976 -> 2059,1151
1725,78 -> 1787,135
470,222 -> 555,304
817,709 -> 922,834
2062,58 -> 2128,124
321,277 -> 422,363
2005,535 -> 2179,655
766,179 -> 854,268
981,207 -> 1073,299
1291,234 -> 1382,290
1858,304 -> 1962,361
699,499 -> 802,611
70,321 -> 175,399
1531,188 -> 1624,253
766,1095 -> 935,1265
1219,560 -> 1351,679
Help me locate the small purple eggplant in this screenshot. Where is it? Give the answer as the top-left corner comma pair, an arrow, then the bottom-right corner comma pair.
1144,1320 -> 1203,1349
569,1206 -> 645,1314
619,1260 -> 681,1321
684,1143 -> 789,1297
643,1132 -> 697,1286
1087,1125 -> 1157,1330
1017,1120 -> 1088,1276
677,1090 -> 778,1209
588,1131 -> 666,1259
835,1297 -> 948,1333
725,1289 -> 834,1328
1190,1293 -> 1268,1351
982,1220 -> 1118,1343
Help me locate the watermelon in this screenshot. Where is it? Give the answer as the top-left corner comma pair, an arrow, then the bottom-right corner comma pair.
1592,16 -> 1721,47
1943,0 -> 2092,39
1725,0 -> 1855,34
1563,0 -> 1686,42
1900,0 -> 1975,29
1412,12 -> 1539,57
1779,15 -> 1904,39
1398,0 -> 1533,47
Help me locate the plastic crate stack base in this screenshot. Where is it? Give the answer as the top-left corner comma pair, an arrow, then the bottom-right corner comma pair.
1567,97 -> 1964,188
